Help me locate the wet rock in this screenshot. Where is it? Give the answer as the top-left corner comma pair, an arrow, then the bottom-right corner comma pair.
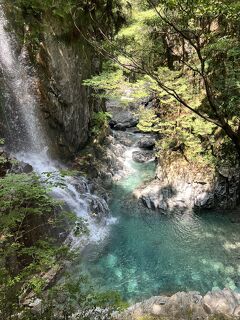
229,215 -> 240,223
9,161 -> 33,174
100,171 -> 113,189
134,180 -> 190,214
112,131 -> 135,147
83,194 -> 110,222
132,150 -> 155,163
194,192 -> 215,209
125,127 -> 142,134
70,176 -> 90,194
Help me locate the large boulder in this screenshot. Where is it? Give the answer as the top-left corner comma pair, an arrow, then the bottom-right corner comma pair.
137,137 -> 156,150
109,111 -> 139,131
134,155 -> 240,212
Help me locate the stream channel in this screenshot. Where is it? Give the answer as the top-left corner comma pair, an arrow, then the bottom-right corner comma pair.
73,131 -> 240,303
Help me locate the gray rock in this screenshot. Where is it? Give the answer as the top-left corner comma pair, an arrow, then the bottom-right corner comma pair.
83,194 -> 110,222
70,176 -> 90,193
137,137 -> 156,149
114,289 -> 240,320
132,150 -> 155,163
9,161 -> 33,174
135,159 -> 240,212
35,19 -> 104,157
109,111 -> 139,131
29,298 -> 42,315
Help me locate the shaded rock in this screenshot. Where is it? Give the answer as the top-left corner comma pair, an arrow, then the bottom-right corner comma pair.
35,17 -> 105,158
99,171 -> 113,189
134,180 -> 190,214
0,148 -> 12,176
83,194 -> 110,222
137,137 -> 156,150
132,150 -> 155,163
112,131 -> 135,147
125,127 -> 142,134
9,161 -> 33,174
70,176 -> 90,194
109,111 -> 139,131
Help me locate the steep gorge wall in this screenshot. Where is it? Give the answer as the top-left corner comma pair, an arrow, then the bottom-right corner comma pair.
0,5 -> 105,158
36,23 -> 104,157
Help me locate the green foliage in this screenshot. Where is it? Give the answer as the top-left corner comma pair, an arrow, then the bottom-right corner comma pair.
0,172 -> 78,318
90,111 -> 112,137
84,66 -> 153,106
0,173 -> 56,220
137,107 -> 161,132
137,105 -> 216,165
17,273 -> 128,319
5,0 -> 126,51
84,68 -> 127,100
84,0 -> 240,162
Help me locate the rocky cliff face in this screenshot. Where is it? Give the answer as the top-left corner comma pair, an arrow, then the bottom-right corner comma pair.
0,7 -> 105,158
36,23 -> 104,158
134,155 -> 240,213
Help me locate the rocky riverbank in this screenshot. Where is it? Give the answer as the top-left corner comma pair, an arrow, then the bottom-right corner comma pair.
134,158 -> 240,214
106,103 -> 240,214
68,289 -> 240,320
114,289 -> 240,320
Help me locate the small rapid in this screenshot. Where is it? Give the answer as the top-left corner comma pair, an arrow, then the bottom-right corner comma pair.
0,7 -> 113,246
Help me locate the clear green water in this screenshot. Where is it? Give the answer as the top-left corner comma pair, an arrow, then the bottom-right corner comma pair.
80,158 -> 240,303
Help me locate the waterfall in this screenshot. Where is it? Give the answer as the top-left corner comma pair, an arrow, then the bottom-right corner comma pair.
0,9 -> 46,153
0,7 -> 113,245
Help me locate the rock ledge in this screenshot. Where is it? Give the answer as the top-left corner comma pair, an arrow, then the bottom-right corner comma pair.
114,289 -> 240,320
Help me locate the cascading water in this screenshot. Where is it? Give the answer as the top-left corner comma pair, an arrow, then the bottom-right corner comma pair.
0,9 -> 46,153
0,7 -> 112,245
